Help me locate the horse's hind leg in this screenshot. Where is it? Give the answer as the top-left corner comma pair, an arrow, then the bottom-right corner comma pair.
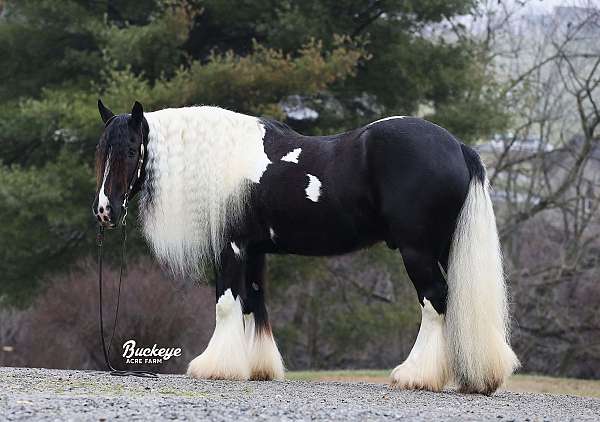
243,253 -> 285,380
390,245 -> 450,392
187,244 -> 250,380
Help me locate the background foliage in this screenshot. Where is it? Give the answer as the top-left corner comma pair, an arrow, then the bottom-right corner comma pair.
0,0 -> 521,372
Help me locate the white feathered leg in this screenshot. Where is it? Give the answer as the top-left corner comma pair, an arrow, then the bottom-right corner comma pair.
245,313 -> 285,380
390,298 -> 450,391
187,289 -> 250,380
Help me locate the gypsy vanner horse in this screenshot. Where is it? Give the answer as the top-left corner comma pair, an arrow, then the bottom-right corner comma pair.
92,100 -> 519,394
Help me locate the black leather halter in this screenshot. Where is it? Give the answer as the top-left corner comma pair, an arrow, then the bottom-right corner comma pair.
103,114 -> 146,225
121,129 -> 145,226
96,116 -> 156,378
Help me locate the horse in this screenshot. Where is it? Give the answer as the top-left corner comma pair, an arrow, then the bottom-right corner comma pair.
92,100 -> 519,394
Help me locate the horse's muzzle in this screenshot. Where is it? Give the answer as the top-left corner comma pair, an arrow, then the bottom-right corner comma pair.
93,204 -> 117,228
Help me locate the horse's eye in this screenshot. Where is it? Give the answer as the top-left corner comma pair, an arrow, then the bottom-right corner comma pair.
128,148 -> 136,158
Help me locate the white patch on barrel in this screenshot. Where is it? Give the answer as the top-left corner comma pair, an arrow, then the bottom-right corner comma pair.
305,174 -> 321,202
269,227 -> 276,241
281,148 -> 302,163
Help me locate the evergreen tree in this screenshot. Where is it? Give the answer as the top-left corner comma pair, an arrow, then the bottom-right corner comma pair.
0,0 -> 506,305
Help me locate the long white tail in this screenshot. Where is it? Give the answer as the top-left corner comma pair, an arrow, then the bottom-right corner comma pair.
446,168 -> 519,394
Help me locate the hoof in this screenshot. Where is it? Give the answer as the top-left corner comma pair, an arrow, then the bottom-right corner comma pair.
453,368 -> 510,395
390,361 -> 446,392
249,332 -> 285,381
187,352 -> 250,381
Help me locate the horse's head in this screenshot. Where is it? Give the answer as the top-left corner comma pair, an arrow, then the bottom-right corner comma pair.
92,99 -> 147,228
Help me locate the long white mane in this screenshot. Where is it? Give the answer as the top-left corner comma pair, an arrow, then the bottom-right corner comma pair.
140,106 -> 270,274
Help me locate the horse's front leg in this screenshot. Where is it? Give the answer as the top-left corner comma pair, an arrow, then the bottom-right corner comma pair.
243,252 -> 285,380
187,242 -> 250,380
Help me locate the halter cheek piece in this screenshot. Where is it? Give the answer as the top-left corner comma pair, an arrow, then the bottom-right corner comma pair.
121,141 -> 145,226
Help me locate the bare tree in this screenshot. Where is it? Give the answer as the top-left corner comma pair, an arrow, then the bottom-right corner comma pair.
471,1 -> 600,377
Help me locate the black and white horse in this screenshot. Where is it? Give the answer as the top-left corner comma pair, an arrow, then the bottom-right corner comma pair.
92,100 -> 519,394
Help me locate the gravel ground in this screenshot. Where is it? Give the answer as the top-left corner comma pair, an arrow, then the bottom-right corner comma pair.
1,367 -> 599,421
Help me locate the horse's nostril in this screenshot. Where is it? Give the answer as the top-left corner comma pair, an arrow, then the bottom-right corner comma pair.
99,206 -> 104,213
102,215 -> 110,222
96,215 -> 102,222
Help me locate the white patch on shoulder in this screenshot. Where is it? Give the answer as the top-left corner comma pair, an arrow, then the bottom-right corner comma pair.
247,122 -> 271,183
305,174 -> 322,202
367,116 -> 406,126
281,148 -> 302,163
231,242 -> 241,256
269,227 -> 276,241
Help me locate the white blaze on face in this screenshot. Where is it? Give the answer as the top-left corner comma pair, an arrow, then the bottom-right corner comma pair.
305,174 -> 322,202
281,148 -> 302,163
97,150 -> 112,217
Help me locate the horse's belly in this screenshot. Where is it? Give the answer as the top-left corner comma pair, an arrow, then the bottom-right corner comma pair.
267,214 -> 381,256
258,188 -> 382,256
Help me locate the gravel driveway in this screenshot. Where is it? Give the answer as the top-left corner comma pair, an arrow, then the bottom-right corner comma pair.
1,367 -> 598,421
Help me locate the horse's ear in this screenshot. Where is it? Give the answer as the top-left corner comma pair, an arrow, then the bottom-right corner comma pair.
130,101 -> 144,128
98,99 -> 115,124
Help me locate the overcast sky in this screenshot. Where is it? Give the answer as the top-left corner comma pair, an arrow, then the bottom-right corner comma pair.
522,0 -> 600,13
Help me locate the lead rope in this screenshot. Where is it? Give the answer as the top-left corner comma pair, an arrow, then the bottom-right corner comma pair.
96,209 -> 157,378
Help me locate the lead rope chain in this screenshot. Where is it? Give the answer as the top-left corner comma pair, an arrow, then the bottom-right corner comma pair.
96,121 -> 157,378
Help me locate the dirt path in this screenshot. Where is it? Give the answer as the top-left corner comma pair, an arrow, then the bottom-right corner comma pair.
1,368 -> 599,421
